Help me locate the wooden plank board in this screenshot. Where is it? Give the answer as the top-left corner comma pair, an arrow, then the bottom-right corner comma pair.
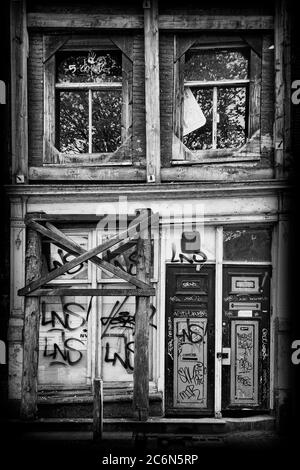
19,212 -> 159,295
159,15 -> 274,30
144,0 -> 161,183
27,13 -> 273,31
20,224 -> 42,419
25,213 -> 135,223
173,55 -> 185,152
161,166 -> 273,181
133,209 -> 152,420
43,54 -> 56,163
248,49 -> 262,137
25,288 -> 155,297
27,13 -> 144,29
10,0 -> 28,183
93,378 -> 103,441
274,0 -> 291,177
29,166 -> 146,181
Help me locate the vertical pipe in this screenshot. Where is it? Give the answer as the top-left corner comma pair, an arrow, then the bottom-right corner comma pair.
88,88 -> 92,153
212,86 -> 218,150
214,226 -> 223,417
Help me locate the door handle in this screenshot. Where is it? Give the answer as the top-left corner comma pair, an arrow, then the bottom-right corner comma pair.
217,352 -> 228,359
217,348 -> 231,365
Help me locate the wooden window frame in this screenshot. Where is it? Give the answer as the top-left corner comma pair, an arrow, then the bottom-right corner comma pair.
43,35 -> 133,166
172,35 -> 263,165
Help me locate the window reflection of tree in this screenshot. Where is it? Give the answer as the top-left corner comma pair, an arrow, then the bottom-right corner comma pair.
183,49 -> 249,151
56,51 -> 122,154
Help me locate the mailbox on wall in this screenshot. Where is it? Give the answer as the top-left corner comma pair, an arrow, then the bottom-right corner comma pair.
222,266 -> 271,411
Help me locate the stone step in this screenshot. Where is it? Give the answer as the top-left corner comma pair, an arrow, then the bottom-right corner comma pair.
7,415 -> 275,436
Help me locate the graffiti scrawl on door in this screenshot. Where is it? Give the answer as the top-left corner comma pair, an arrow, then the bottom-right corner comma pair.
174,318 -> 208,407
38,295 -> 157,385
38,297 -> 91,385
101,295 -> 156,382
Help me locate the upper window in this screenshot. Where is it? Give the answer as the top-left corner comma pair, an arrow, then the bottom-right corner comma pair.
56,50 -> 122,155
43,36 -> 133,165
173,36 -> 262,163
183,48 -> 249,151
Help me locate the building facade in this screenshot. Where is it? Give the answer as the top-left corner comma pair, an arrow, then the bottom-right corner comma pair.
6,0 -> 295,432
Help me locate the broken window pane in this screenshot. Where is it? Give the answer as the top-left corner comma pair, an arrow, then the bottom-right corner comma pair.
92,90 -> 122,153
223,228 -> 272,262
184,49 -> 249,82
217,87 -> 246,148
57,91 -> 89,154
57,51 -> 122,83
183,88 -> 213,150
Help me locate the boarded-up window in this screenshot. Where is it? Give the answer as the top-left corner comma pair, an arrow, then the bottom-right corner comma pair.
38,226 -> 157,389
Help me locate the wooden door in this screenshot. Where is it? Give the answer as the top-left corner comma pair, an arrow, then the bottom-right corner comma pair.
165,264 -> 215,416
222,266 -> 271,410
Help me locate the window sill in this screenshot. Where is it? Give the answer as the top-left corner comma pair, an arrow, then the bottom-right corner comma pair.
29,165 -> 146,181
172,153 -> 261,165
43,161 -> 133,167
38,383 -> 160,404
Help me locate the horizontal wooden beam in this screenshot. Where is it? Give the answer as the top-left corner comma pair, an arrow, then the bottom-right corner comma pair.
24,288 -> 155,297
159,15 -> 274,30
184,79 -> 250,88
27,13 -> 144,29
161,167 -> 274,181
56,83 -> 122,90
27,13 -> 273,31
29,166 -> 146,181
25,213 -> 136,223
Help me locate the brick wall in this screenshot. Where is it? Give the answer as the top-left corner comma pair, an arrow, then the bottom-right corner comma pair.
132,34 -> 146,165
28,33 -> 44,166
261,34 -> 275,167
160,34 -> 174,168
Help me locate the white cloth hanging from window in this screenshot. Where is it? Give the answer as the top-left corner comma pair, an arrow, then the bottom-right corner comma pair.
182,87 -> 206,136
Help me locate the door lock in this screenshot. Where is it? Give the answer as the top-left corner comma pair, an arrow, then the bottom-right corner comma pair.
217,348 -> 231,365
217,352 -> 228,359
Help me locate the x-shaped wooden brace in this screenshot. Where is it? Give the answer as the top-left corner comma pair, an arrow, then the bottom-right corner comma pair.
18,212 -> 158,297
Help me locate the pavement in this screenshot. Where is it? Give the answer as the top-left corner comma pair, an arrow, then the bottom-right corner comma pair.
2,428 -> 294,467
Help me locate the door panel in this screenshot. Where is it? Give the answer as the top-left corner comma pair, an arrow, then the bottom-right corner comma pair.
165,264 -> 215,416
174,317 -> 208,407
222,266 -> 271,410
230,320 -> 259,405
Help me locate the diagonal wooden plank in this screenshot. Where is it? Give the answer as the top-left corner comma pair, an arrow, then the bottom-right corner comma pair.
19,212 -> 158,296
42,221 -> 152,290
103,240 -> 137,261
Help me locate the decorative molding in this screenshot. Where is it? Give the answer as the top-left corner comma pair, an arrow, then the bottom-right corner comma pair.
6,180 -> 291,201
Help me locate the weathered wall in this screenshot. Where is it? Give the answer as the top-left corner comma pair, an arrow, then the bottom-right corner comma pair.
159,33 -> 174,168
28,34 -> 43,167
